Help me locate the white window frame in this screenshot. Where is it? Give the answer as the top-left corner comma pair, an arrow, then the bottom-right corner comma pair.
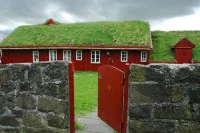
91,50 -> 100,64
33,51 -> 39,62
121,51 -> 128,62
76,50 -> 82,60
63,50 -> 71,61
0,50 -> 2,63
141,51 -> 147,62
49,50 -> 57,61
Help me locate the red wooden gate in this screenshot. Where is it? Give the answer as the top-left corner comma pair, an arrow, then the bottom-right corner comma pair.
98,65 -> 124,132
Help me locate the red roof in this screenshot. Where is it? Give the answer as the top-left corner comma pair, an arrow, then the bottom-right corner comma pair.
45,19 -> 56,25
172,38 -> 195,48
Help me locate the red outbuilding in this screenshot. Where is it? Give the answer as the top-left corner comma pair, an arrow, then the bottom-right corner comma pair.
45,19 -> 56,25
0,20 -> 152,71
172,38 -> 195,64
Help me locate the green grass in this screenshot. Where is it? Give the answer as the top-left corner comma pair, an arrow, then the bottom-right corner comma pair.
75,121 -> 85,130
151,31 -> 200,62
1,21 -> 151,47
74,71 -> 98,116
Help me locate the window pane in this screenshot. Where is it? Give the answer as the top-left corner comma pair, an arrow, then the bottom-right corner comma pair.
92,55 -> 95,58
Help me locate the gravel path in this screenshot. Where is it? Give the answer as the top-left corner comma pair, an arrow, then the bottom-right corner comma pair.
75,110 -> 114,133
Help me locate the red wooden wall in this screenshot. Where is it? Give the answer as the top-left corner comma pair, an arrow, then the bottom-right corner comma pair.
1,49 -> 150,71
71,50 -> 150,71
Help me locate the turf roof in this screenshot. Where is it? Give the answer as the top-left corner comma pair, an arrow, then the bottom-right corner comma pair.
151,31 -> 200,62
0,21 -> 151,47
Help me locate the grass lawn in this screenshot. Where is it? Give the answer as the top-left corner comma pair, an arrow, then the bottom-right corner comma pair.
74,71 -> 98,116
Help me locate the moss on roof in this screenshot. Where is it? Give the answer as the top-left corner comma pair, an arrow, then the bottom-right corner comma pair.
151,31 -> 200,62
0,21 -> 151,47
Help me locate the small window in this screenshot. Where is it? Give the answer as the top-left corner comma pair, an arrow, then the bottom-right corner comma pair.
76,50 -> 82,60
63,50 -> 71,61
91,50 -> 100,63
49,50 -> 57,61
33,51 -> 39,62
121,51 -> 128,62
141,51 -> 147,62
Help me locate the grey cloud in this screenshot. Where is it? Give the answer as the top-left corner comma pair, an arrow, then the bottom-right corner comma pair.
1,0 -> 200,23
0,29 -> 13,42
0,0 -> 200,39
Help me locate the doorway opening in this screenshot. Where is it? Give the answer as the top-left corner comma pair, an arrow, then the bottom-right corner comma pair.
74,71 -> 115,133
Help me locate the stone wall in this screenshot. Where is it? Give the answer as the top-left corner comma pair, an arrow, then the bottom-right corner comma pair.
129,64 -> 200,133
0,62 -> 71,133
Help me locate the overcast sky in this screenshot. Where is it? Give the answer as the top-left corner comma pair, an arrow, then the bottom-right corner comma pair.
1,0 -> 200,41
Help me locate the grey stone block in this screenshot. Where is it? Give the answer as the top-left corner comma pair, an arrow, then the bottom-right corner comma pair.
187,83 -> 200,104
171,84 -> 185,103
191,104 -> 200,121
37,81 -> 68,99
22,112 -> 47,128
47,112 -> 68,129
0,82 -> 16,94
190,65 -> 200,83
16,92 -> 36,109
9,64 -> 30,81
154,104 -> 191,120
129,119 -> 176,133
29,64 -> 42,83
146,65 -> 168,83
174,121 -> 200,133
129,81 -> 170,104
38,96 -> 68,114
0,67 -> 12,83
129,104 -> 152,120
0,116 -> 19,127
129,64 -> 146,82
42,62 -> 69,82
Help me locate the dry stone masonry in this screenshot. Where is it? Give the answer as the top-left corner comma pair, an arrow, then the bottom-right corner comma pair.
129,64 -> 200,133
0,62 -> 70,133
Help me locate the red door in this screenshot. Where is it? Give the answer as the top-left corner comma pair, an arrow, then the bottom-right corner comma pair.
98,65 -> 124,132
176,49 -> 192,63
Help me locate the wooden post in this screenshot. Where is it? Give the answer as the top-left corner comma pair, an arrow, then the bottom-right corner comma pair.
69,62 -> 75,133
122,66 -> 129,133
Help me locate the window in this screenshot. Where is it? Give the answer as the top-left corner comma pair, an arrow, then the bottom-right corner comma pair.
141,51 -> 147,62
49,50 -> 57,61
91,50 -> 100,63
63,50 -> 71,61
76,50 -> 82,60
121,51 -> 128,62
33,51 -> 39,62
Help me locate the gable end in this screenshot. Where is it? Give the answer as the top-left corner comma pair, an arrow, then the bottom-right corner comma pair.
172,38 -> 195,49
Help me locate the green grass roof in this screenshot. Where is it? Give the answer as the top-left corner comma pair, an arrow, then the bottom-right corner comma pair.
0,21 -> 151,47
151,31 -> 200,62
